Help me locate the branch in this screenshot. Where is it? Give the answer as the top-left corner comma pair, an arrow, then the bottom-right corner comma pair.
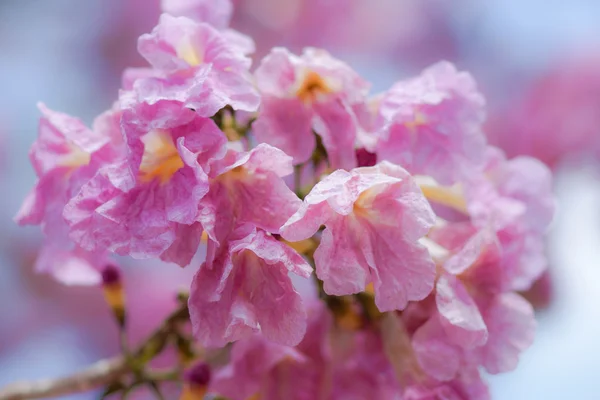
0,302 -> 190,400
0,358 -> 127,400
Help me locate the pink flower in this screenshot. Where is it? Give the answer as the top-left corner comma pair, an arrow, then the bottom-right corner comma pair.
412,227 -> 537,381
210,333 -> 309,400
281,161 -> 436,312
253,47 -> 370,169
210,301 -> 331,400
132,14 -> 259,116
474,293 -> 536,374
161,0 -> 233,29
198,143 -> 302,248
486,54 -> 600,168
435,272 -> 488,350
331,328 -> 402,399
404,368 -> 490,400
375,62 -> 486,185
412,313 -> 466,382
64,100 -> 226,267
412,293 -> 535,381
188,226 -> 312,347
465,147 -> 555,291
15,104 -> 121,284
33,245 -> 109,286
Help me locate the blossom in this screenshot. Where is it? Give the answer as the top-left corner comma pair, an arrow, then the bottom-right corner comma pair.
210,301 -> 330,400
282,161 -> 436,311
161,0 -> 233,29
132,14 -> 259,116
15,104 -> 121,284
64,99 -> 226,266
465,147 -> 555,291
486,53 -> 600,167
403,368 -> 490,400
13,2 -> 555,393
253,47 -> 370,169
410,225 -> 537,382
198,143 -> 302,248
375,61 -> 487,184
210,333 -> 309,400
211,300 -> 407,399
188,226 -> 312,347
411,292 -> 535,381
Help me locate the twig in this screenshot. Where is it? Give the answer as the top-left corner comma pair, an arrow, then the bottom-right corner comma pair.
0,302 -> 190,400
294,164 -> 303,198
0,357 -> 127,400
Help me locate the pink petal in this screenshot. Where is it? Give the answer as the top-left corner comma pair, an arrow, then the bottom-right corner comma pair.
159,223 -> 203,266
253,97 -> 315,165
312,100 -> 359,170
160,0 -> 233,29
365,221 -> 436,311
376,61 -> 486,185
412,315 -> 462,381
189,228 -> 309,347
476,293 -> 536,374
314,215 -> 369,295
35,245 -> 106,286
436,273 -> 488,349
238,248 -> 307,346
254,47 -> 298,96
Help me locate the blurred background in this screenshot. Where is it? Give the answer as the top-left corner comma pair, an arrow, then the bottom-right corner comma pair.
1,0 -> 600,398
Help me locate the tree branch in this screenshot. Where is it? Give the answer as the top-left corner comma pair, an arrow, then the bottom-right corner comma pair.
0,358 -> 127,400
0,302 -> 190,400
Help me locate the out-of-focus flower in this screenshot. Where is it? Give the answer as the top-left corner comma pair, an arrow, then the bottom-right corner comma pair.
230,0 -> 460,63
15,104 -> 122,284
487,54 -> 600,168
464,147 -> 555,292
162,0 -> 233,29
374,61 -> 487,185
209,300 -> 329,400
180,361 -> 212,400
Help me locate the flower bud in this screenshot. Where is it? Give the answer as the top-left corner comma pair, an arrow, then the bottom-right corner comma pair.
180,362 -> 211,400
355,148 -> 377,167
101,264 -> 125,328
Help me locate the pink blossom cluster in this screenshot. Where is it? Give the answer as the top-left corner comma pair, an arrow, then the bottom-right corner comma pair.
486,53 -> 600,168
17,0 -> 555,398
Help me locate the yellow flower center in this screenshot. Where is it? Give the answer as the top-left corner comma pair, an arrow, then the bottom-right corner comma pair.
60,144 -> 91,169
353,185 -> 389,219
418,183 -> 468,214
177,36 -> 203,67
405,112 -> 428,132
139,130 -> 184,184
296,71 -> 332,103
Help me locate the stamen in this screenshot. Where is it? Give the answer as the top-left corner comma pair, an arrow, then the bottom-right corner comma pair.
419,183 -> 468,214
177,37 -> 203,67
296,71 -> 332,103
139,130 -> 184,184
405,112 -> 428,132
60,143 -> 91,168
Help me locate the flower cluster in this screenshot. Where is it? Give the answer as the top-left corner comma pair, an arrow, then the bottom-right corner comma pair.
487,53 -> 600,168
17,0 -> 555,398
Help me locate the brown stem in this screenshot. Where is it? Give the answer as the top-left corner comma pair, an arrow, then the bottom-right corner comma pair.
0,357 -> 127,400
0,301 -> 190,400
